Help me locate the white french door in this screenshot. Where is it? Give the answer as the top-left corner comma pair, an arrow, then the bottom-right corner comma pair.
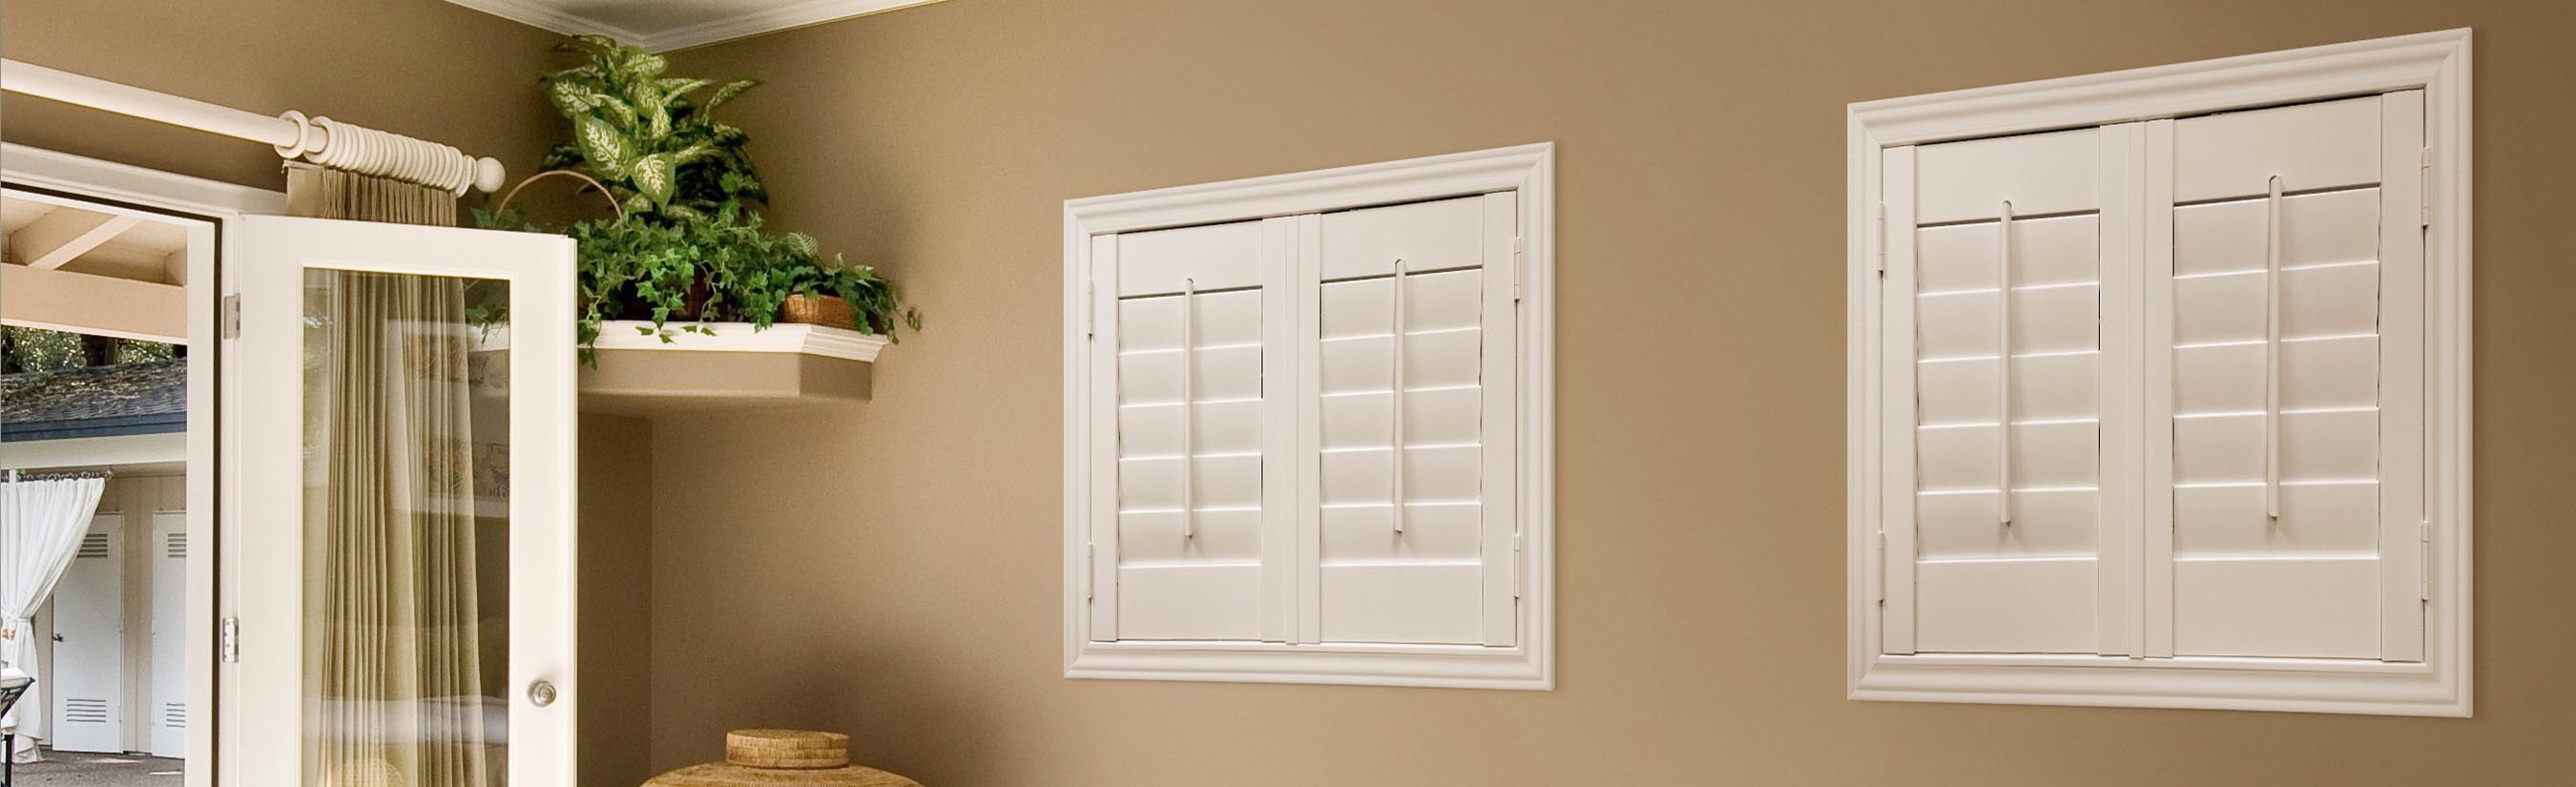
223,216 -> 576,787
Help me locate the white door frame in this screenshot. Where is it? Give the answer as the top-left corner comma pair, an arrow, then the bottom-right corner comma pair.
3,142 -> 283,787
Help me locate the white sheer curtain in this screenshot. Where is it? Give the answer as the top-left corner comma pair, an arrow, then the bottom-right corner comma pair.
0,472 -> 110,763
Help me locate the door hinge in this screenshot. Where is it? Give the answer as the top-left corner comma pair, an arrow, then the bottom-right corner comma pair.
2418,519 -> 2432,601
1875,530 -> 1887,602
218,616 -> 240,663
2419,147 -> 2433,228
1874,201 -> 1888,278
1082,541 -> 1096,601
219,294 -> 241,340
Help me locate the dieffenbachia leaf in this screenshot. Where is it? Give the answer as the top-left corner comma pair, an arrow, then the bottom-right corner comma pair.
630,153 -> 675,206
701,79 -> 760,114
574,115 -> 635,176
658,78 -> 714,99
549,79 -> 608,117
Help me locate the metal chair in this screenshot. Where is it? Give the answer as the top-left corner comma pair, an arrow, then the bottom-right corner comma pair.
0,670 -> 30,787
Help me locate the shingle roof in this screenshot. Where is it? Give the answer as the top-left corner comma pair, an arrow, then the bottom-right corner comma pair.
1,359 -> 186,441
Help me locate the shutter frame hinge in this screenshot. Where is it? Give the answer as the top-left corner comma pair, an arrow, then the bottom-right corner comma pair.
1083,541 -> 1096,601
1874,201 -> 1888,277
1511,236 -> 1527,304
219,294 -> 241,340
1082,275 -> 1097,339
1511,532 -> 1526,599
2419,519 -> 2432,601
218,616 -> 240,663
1875,530 -> 1887,602
2420,147 -> 2433,228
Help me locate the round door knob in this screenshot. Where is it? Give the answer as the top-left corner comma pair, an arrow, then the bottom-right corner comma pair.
529,680 -> 558,707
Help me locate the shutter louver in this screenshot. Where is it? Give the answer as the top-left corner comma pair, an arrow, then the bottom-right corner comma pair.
1091,218 -> 1295,642
1304,194 -> 1521,647
2152,93 -> 2426,661
1887,126 -> 2138,655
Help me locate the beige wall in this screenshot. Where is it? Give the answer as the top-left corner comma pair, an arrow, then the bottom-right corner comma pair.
653,1 -> 2576,784
0,0 -> 563,194
578,415 -> 656,787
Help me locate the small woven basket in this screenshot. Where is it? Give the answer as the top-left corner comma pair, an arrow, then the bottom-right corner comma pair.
780,294 -> 860,330
643,730 -> 922,787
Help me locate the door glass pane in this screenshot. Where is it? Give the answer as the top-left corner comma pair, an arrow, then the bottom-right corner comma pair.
301,269 -> 510,787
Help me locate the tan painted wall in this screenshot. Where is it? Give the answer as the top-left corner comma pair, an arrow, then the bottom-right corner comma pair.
651,1 -> 2576,784
0,0 -> 562,194
578,415 -> 656,787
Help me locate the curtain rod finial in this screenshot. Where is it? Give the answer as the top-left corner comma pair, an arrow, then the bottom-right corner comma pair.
474,156 -> 508,195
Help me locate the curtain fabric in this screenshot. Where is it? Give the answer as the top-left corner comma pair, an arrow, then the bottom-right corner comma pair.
0,474 -> 109,763
287,164 -> 459,226
303,270 -> 491,787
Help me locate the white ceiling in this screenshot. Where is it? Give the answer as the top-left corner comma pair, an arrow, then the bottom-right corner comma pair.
444,0 -> 945,52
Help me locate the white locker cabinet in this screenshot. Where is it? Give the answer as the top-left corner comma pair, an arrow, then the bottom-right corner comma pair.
149,512 -> 190,757
52,516 -> 127,754
1067,143 -> 1553,689
1848,31 -> 2469,716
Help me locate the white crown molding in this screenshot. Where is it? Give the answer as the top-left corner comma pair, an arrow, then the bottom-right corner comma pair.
441,0 -> 649,46
643,0 -> 947,52
442,0 -> 945,52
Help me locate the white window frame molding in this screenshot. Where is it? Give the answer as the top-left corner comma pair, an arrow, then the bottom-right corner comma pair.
5,142 -> 289,786
1846,30 -> 2472,716
1063,143 -> 1555,690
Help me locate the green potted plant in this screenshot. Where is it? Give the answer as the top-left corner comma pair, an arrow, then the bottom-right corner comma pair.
478,34 -> 916,360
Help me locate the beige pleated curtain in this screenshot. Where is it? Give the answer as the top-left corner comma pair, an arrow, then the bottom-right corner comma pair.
293,165 -> 492,787
287,164 -> 459,226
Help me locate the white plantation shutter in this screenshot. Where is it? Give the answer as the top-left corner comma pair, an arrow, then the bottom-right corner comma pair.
1883,127 -> 2139,655
1083,194 -> 1523,649
1874,92 -> 2429,666
1299,194 -> 1520,646
1088,218 -> 1296,642
2147,93 -> 2425,661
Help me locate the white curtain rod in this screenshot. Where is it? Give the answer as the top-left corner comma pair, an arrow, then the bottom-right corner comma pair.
0,59 -> 507,195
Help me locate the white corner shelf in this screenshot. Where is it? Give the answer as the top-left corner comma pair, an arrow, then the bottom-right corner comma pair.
579,320 -> 889,415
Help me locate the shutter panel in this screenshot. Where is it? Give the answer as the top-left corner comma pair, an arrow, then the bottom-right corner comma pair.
1091,218 -> 1295,641
1304,194 -> 1519,646
1889,126 -> 2138,655
2151,93 -> 2425,660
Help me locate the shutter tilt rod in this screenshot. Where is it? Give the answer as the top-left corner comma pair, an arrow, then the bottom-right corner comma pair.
1996,201 -> 2013,528
1,58 -> 507,195
1390,258 -> 1408,535
1180,277 -> 1196,540
2263,176 -> 2284,523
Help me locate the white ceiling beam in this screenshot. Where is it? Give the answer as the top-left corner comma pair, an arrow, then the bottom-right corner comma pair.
11,208 -> 142,270
1,261 -> 186,343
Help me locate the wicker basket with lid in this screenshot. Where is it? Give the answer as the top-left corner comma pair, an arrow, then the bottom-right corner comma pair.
644,730 -> 922,787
